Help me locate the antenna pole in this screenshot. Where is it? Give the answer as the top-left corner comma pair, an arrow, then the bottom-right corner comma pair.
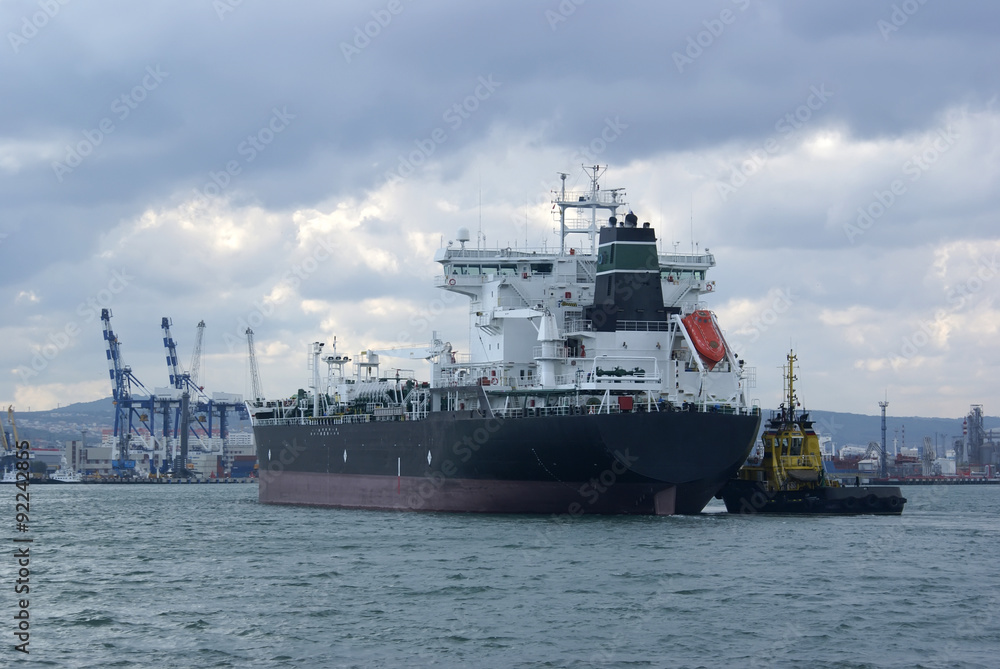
559,172 -> 567,254
879,397 -> 889,479
690,193 -> 694,254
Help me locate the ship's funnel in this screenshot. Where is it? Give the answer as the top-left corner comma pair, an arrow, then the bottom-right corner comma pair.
586,215 -> 669,332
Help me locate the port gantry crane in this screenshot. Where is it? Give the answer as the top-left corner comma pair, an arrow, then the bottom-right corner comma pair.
98,311 -> 248,478
160,317 -> 245,477
1,407 -> 15,471
102,308 -> 158,476
0,407 -> 9,451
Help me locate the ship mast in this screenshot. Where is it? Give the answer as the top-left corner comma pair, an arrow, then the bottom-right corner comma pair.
552,165 -> 625,255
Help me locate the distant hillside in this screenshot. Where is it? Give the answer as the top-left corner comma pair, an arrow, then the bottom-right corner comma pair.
26,397 -> 117,421
5,397 -> 249,449
760,408 -> 1000,453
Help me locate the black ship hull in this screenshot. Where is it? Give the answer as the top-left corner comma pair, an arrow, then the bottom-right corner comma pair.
254,409 -> 760,515
718,479 -> 906,515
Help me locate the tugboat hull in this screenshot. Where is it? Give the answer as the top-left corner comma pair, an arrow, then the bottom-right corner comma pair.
718,479 -> 906,516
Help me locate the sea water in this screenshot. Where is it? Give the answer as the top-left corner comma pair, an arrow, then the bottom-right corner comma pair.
3,483 -> 998,668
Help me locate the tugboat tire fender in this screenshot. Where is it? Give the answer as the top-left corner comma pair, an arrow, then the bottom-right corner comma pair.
888,496 -> 901,509
843,496 -> 857,510
865,494 -> 879,510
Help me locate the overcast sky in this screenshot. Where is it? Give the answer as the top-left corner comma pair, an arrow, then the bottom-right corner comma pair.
2,0 -> 998,421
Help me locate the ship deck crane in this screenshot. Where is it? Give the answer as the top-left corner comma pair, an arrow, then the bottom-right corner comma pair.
365,332 -> 451,361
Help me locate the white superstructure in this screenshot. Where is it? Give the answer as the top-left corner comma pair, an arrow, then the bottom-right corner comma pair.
254,167 -> 756,422
428,167 -> 753,411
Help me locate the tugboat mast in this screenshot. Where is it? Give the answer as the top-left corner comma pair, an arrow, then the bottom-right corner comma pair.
784,349 -> 798,422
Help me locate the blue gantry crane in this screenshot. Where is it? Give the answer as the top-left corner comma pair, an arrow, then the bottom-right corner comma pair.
102,308 -> 158,475
100,311 -> 247,478
160,317 -> 246,476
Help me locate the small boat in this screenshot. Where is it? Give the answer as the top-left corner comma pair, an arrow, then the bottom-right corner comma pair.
50,468 -> 83,484
681,310 -> 726,370
718,350 -> 906,515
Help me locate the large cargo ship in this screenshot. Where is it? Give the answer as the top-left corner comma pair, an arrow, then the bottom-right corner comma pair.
251,168 -> 760,514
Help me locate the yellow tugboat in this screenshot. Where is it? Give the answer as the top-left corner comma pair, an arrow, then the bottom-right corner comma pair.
718,351 -> 906,515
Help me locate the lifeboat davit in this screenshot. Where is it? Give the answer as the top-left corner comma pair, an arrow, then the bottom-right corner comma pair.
681,310 -> 726,370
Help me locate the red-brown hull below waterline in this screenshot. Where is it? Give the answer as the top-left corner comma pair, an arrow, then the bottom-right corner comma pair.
260,470 -> 678,515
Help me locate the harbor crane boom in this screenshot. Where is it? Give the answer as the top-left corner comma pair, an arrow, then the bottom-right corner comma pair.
189,320 -> 206,387
161,317 -> 184,389
246,327 -> 264,404
6,406 -> 19,447
102,309 -> 156,471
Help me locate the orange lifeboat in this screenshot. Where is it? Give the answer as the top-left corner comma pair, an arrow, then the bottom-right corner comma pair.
681,310 -> 726,370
